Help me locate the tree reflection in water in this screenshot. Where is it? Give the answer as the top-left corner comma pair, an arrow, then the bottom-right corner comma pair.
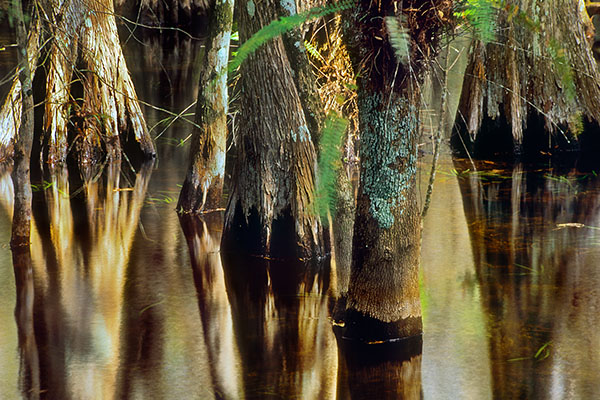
454,157 -> 600,399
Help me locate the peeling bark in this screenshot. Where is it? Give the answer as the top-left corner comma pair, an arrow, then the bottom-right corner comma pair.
455,0 -> 600,155
178,0 -> 233,213
0,0 -> 156,165
222,0 -> 324,259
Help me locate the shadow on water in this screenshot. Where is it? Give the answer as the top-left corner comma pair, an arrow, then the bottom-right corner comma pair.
453,157 -> 600,399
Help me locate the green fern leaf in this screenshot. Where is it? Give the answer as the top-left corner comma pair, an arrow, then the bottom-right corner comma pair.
316,111 -> 349,223
227,0 -> 356,75
385,16 -> 410,65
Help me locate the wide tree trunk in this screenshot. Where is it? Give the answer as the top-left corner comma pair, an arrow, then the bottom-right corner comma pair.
177,0 -> 233,213
454,0 -> 600,155
342,0 -> 449,341
221,0 -> 324,259
0,0 -> 156,165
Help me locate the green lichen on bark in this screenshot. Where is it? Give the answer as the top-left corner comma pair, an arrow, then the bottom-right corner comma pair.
359,93 -> 417,229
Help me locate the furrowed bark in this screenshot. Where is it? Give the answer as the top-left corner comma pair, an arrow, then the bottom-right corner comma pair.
41,0 -> 155,164
455,0 -> 600,155
222,0 -> 324,259
277,0 -> 325,145
178,0 -> 234,214
11,0 -> 36,248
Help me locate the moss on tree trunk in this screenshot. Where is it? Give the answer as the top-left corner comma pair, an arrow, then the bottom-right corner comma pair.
342,0 -> 449,341
177,0 -> 234,213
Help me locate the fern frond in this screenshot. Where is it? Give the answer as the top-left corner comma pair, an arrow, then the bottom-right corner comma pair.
316,111 -> 349,223
454,0 -> 497,44
227,0 -> 356,75
385,16 -> 410,65
304,40 -> 324,61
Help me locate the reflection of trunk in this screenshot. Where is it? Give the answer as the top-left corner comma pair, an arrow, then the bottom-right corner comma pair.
222,0 -> 324,259
180,214 -> 243,399
22,160 -> 154,398
454,158 -> 600,398
454,1 -> 600,155
115,0 -> 212,28
336,336 -> 423,399
0,0 -> 156,165
222,252 -> 336,398
342,0 -> 448,340
12,247 -> 40,400
178,0 -> 233,213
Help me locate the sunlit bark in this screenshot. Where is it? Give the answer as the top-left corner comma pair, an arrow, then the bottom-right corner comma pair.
177,0 -> 233,213
0,0 -> 156,165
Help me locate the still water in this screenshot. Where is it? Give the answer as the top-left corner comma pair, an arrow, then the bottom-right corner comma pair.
1,34 -> 600,399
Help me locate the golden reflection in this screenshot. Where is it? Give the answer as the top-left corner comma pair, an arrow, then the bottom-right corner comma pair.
180,214 -> 244,399
220,250 -> 338,399
1,160 -> 153,399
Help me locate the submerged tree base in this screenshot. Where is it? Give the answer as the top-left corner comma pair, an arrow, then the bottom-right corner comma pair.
341,308 -> 423,344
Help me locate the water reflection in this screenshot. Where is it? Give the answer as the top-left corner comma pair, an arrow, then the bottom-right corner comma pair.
454,157 -> 600,399
220,248 -> 337,399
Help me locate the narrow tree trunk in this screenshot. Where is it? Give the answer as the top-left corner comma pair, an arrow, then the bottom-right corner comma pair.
10,0 -> 36,248
0,18 -> 40,162
331,166 -> 354,321
454,0 -> 600,155
177,0 -> 234,213
222,0 -> 324,259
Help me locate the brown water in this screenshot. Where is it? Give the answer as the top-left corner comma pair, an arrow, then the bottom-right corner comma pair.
2,32 -> 600,399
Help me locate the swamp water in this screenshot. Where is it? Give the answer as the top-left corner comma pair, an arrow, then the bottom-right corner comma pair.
1,35 -> 600,399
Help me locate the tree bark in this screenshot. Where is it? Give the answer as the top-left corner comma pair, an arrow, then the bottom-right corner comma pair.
10,0 -> 36,248
342,0 -> 449,341
454,0 -> 600,155
222,0 -> 324,259
177,0 -> 233,213
0,0 -> 156,165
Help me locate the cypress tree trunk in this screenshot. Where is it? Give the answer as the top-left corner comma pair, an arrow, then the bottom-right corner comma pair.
342,0 -> 449,341
222,0 -> 324,259
454,0 -> 600,155
177,0 -> 234,213
10,0 -> 36,248
0,0 -> 156,165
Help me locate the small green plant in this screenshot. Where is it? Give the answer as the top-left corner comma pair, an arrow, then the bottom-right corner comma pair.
315,111 -> 349,223
385,16 -> 410,65
454,0 -> 498,44
226,0 -> 356,76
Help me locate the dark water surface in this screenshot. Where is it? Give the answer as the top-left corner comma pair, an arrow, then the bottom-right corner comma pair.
2,33 -> 600,399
